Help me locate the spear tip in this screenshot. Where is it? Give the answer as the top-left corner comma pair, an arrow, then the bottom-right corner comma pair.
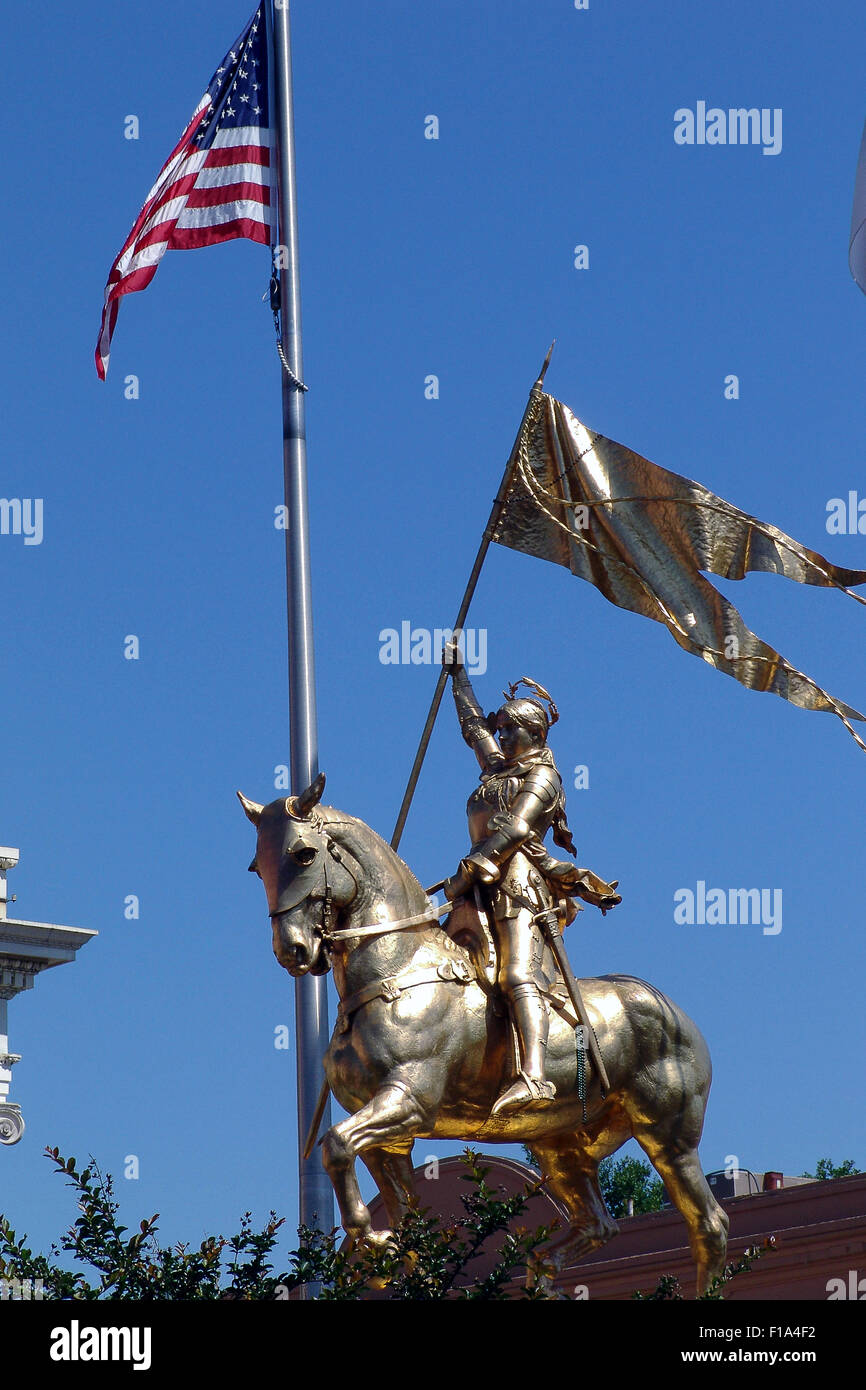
534,340 -> 555,389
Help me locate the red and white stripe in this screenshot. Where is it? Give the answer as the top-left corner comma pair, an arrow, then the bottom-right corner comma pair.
95,98 -> 272,379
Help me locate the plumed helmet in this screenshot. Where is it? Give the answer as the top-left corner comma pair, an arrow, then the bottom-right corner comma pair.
486,677 -> 559,744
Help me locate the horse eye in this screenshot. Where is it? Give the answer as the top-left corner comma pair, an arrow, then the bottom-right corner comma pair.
291,846 -> 318,867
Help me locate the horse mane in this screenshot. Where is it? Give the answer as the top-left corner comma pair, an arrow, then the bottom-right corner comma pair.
315,805 -> 431,911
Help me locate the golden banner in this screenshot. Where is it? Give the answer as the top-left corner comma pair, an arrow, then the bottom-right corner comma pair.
494,392 -> 866,750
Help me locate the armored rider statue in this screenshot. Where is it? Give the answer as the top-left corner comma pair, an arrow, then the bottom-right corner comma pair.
441,640 -> 621,1117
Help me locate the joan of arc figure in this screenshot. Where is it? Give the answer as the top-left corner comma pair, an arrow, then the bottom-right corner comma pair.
441,641 -> 621,1116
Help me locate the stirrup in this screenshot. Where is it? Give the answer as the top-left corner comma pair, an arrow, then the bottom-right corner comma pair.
491,1070 -> 556,1117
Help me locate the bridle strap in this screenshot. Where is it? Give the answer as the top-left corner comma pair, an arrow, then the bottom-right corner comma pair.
268,826 -> 452,946
269,829 -> 360,925
327,901 -> 451,943
337,955 -> 473,1031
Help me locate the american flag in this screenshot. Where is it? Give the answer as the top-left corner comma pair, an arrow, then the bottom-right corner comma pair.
96,3 -> 273,379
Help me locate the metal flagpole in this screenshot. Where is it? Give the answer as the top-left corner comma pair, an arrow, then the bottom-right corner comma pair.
270,0 -> 334,1236
390,344 -> 555,852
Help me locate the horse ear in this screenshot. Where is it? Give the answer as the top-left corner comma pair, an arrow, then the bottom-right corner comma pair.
294,772 -> 326,817
237,791 -> 264,825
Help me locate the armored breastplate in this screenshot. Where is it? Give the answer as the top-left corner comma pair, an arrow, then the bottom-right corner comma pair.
466,759 -> 561,848
467,773 -> 519,845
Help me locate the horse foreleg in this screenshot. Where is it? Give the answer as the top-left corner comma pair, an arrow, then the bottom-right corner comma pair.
321,1080 -> 425,1244
361,1142 -> 417,1230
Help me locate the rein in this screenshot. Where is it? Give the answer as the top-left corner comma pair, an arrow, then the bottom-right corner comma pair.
268,823 -> 453,948
326,900 -> 451,943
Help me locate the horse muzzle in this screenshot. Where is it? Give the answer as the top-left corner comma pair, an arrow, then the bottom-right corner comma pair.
271,910 -> 322,976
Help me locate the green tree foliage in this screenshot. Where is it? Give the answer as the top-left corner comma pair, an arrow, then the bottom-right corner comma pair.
0,1147 -> 558,1301
0,1145 -> 773,1301
801,1158 -> 861,1180
0,1149 -> 284,1300
598,1155 -> 665,1217
522,1150 -> 665,1218
632,1239 -> 776,1301
289,1153 -> 561,1300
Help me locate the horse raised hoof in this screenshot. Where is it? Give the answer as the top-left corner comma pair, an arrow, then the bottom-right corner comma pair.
350,1226 -> 397,1256
491,1073 -> 556,1117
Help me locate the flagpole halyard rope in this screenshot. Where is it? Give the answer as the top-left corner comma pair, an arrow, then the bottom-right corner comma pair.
269,268 -> 308,391
275,333 -> 308,392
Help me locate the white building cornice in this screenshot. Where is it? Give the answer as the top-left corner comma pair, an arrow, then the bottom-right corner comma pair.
0,852 -> 96,1145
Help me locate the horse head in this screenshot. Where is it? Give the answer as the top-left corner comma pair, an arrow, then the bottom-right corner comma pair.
237,773 -> 359,976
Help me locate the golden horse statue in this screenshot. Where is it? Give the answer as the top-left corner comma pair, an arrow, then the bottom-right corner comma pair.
239,775 -> 729,1294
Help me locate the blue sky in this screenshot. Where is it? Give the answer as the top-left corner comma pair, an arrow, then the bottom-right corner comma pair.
1,0 -> 864,1261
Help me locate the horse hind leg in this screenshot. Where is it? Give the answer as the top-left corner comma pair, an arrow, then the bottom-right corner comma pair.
529,1138 -> 620,1275
635,1128 -> 729,1296
321,1080 -> 426,1246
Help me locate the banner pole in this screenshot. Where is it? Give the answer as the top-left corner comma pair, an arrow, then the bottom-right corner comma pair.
390,344 -> 554,852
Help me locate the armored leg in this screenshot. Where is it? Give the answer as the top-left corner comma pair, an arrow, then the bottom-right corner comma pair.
491,909 -> 555,1116
507,979 -> 554,1083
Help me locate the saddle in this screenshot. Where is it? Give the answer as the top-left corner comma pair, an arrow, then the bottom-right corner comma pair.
443,887 -> 581,1031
